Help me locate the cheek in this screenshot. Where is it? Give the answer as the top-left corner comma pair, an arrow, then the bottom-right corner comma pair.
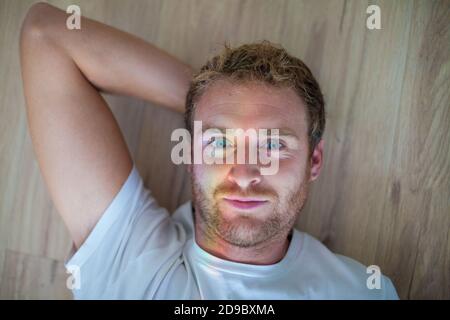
193,164 -> 229,192
268,158 -> 307,190
282,150 -> 308,176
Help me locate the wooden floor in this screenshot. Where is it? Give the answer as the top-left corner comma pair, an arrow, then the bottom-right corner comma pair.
0,0 -> 449,299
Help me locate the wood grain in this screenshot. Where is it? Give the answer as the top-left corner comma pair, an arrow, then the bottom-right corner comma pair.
0,0 -> 448,299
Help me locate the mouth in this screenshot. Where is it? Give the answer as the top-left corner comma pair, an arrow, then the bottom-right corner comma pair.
222,196 -> 269,210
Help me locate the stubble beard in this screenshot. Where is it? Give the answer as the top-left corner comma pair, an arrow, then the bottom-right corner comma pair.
191,170 -> 310,248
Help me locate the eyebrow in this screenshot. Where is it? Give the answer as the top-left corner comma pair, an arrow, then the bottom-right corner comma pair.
202,125 -> 300,139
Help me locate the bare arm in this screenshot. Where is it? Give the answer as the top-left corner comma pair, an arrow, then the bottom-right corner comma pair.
20,2 -> 194,248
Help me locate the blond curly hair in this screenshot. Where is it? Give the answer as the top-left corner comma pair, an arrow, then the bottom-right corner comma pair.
185,40 -> 325,156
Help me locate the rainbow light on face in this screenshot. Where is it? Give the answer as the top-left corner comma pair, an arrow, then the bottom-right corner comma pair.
190,159 -> 280,256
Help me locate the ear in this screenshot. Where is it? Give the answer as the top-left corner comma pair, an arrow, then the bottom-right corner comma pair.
309,139 -> 324,182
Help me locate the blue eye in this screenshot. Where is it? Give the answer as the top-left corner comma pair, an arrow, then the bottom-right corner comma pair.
265,139 -> 283,150
211,137 -> 231,148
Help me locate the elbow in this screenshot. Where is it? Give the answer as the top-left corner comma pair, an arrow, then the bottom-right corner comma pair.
20,2 -> 54,47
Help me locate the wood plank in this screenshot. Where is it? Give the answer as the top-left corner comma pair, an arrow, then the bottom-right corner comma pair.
0,0 -> 448,299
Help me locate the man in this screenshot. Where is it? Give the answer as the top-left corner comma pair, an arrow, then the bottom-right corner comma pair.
20,3 -> 398,299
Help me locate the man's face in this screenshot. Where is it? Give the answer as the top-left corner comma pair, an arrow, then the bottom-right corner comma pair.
190,80 -> 320,248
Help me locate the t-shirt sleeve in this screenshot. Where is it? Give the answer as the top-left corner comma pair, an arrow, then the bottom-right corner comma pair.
64,162 -> 187,299
333,253 -> 400,300
383,276 -> 400,300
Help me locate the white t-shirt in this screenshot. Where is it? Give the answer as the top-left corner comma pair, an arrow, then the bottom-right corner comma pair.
65,163 -> 399,299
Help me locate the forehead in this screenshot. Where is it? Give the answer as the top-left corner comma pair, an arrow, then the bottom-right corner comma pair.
194,80 -> 308,136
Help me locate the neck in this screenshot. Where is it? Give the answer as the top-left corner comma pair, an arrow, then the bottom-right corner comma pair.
194,217 -> 293,265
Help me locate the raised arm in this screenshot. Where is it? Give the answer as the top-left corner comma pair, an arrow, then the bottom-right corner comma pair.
20,2 -> 194,248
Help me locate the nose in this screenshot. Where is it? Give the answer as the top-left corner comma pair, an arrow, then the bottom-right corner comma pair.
227,164 -> 262,190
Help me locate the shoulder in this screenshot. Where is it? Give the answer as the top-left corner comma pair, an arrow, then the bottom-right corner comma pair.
172,201 -> 195,239
297,231 -> 399,299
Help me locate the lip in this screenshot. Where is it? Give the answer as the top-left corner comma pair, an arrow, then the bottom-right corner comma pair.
222,197 -> 269,210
